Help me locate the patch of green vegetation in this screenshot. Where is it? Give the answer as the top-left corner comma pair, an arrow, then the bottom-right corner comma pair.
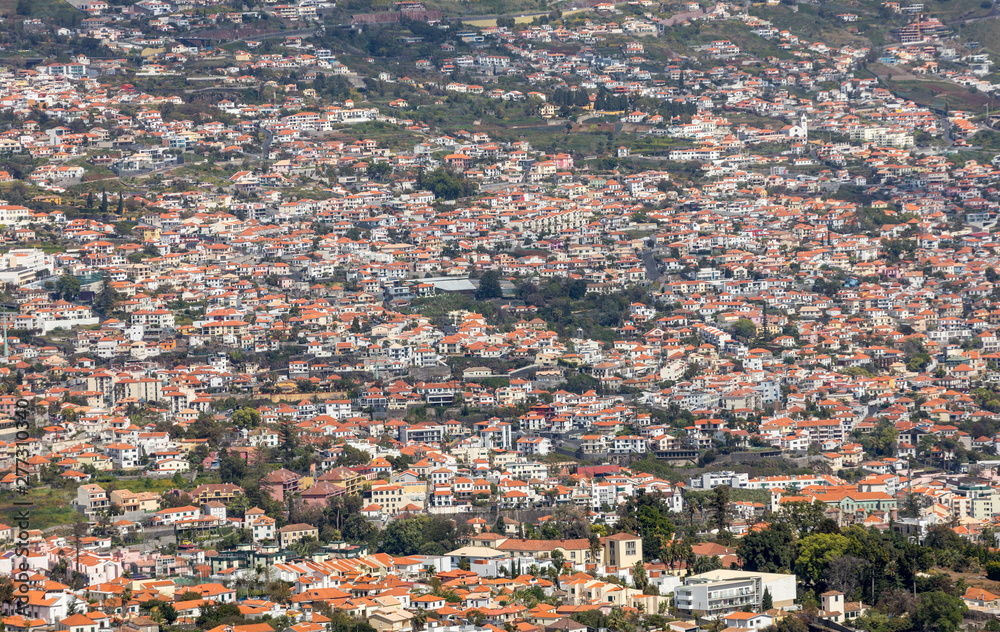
629,135 -> 687,155
334,121 -> 423,152
28,243 -> 67,254
922,0 -> 994,21
91,474 -> 222,493
658,19 -> 794,61
751,2 -> 883,47
970,129 -> 1000,150
172,161 -> 235,185
729,488 -> 772,504
13,0 -> 82,27
880,75 -> 994,113
67,179 -> 129,195
409,292 -> 497,322
958,19 -> 1000,56
67,158 -> 116,179
426,0 -> 551,18
629,454 -> 818,485
0,486 -> 84,531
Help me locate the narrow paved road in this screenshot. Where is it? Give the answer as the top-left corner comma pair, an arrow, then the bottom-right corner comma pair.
261,128 -> 274,159
641,249 -> 661,281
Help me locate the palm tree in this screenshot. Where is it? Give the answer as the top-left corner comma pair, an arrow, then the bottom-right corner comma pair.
253,564 -> 267,596
412,610 -> 429,631
671,539 -> 693,575
588,533 -> 601,564
609,608 -> 635,632
120,586 -> 133,620
328,496 -> 346,530
71,519 -> 88,580
549,550 -> 565,588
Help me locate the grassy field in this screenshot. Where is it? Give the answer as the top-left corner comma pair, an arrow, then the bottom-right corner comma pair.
461,6 -> 589,26
939,567 -> 1000,593
0,243 -> 66,254
868,62 -> 997,112
628,134 -> 687,155
488,122 -> 617,156
750,2 -> 879,47
427,0 -> 549,17
0,486 -> 85,531
730,489 -> 772,504
171,161 -> 238,186
659,19 -> 796,60
920,0 -> 994,22
0,0 -> 81,27
957,18 -> 1000,55
463,14 -> 544,26
329,121 -> 423,151
889,79 -> 994,112
67,179 -> 130,195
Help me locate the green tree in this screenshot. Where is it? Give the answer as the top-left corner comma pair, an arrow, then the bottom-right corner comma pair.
550,549 -> 565,586
987,561 -> 1000,581
0,578 -> 14,605
337,445 -> 370,467
925,524 -> 964,551
56,275 -> 81,300
733,318 -> 756,340
377,515 -> 456,556
232,407 -> 262,430
195,602 -> 243,627
160,602 -> 178,624
368,161 -> 392,181
795,533 -> 850,585
93,283 -> 120,316
381,518 -> 424,555
761,588 -> 772,611
692,555 -> 724,574
266,580 -> 293,603
857,419 -> 898,457
632,560 -> 648,591
615,494 -> 675,561
342,514 -> 376,543
910,591 -> 967,632
419,167 -> 476,200
219,449 -> 247,484
476,270 -> 503,300
737,522 -> 795,573
778,501 -> 827,534
708,485 -> 731,532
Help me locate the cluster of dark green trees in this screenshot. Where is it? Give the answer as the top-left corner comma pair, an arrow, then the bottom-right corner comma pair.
515,276 -> 648,338
552,88 -> 592,108
737,514 -> 978,632
594,91 -> 631,111
417,167 -> 478,200
592,489 -> 977,632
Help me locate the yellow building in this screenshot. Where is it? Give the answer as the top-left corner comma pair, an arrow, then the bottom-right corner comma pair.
277,523 -> 319,549
604,533 -> 643,569
318,467 -> 363,495
110,489 -> 161,512
369,483 -> 406,515
138,225 -> 161,242
369,610 -> 413,632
